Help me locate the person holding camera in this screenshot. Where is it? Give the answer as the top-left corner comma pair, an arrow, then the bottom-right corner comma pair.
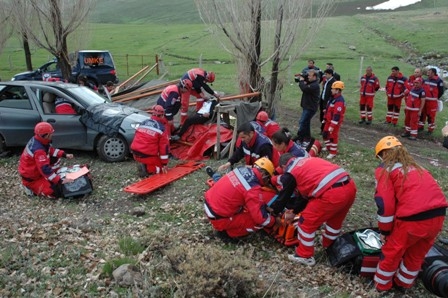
295,69 -> 320,147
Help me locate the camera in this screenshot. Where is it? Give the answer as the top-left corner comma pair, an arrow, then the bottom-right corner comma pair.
294,72 -> 309,83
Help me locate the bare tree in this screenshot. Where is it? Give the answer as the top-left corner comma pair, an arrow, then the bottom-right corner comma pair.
194,0 -> 334,116
0,1 -> 14,59
9,0 -> 93,80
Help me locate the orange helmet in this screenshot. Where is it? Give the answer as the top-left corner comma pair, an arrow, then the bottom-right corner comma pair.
253,157 -> 275,176
206,71 -> 215,83
152,105 -> 165,117
331,81 -> 345,90
256,111 -> 269,122
34,122 -> 54,136
180,79 -> 193,91
375,136 -> 402,157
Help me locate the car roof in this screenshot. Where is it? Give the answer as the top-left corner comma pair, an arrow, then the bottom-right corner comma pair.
78,50 -> 111,53
2,81 -> 78,88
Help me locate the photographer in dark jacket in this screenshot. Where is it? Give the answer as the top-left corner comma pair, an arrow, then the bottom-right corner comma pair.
319,69 -> 336,134
296,70 -> 320,145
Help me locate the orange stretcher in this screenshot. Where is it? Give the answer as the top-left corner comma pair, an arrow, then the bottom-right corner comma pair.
124,161 -> 205,195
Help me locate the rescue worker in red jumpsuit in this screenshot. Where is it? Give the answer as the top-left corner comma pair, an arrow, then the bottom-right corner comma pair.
55,97 -> 77,114
18,122 -> 74,198
419,67 -> 445,134
180,68 -> 220,125
273,154 -> 357,266
373,136 -> 447,293
358,66 -> 380,124
130,105 -> 170,177
271,127 -> 308,169
406,68 -> 422,90
156,79 -> 193,133
384,66 -> 408,126
204,157 -> 281,241
217,121 -> 273,172
401,77 -> 425,140
253,111 -> 281,139
322,81 -> 346,159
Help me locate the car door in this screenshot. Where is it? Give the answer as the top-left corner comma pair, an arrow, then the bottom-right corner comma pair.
0,84 -> 41,146
31,86 -> 89,150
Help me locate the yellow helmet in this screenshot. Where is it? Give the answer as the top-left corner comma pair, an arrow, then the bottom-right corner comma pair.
254,157 -> 275,176
375,136 -> 402,157
331,81 -> 345,90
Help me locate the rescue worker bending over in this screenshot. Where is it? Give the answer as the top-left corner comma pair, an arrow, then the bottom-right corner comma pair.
272,153 -> 357,266
131,105 -> 170,178
18,122 -> 74,198
156,79 -> 193,133
180,68 -> 219,125
204,157 -> 281,242
217,121 -> 273,172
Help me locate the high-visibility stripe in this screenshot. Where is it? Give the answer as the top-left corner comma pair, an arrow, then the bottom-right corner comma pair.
234,169 -> 251,191
377,214 -> 394,223
311,168 -> 346,197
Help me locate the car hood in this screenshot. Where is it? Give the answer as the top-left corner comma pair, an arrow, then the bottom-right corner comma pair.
12,70 -> 37,79
79,103 -> 149,137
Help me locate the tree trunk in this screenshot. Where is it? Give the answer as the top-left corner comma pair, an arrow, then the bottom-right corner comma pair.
58,38 -> 72,81
249,1 -> 262,102
22,32 -> 33,70
267,2 -> 284,116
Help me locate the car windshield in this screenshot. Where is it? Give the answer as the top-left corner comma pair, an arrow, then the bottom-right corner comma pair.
67,86 -> 107,106
80,52 -> 114,68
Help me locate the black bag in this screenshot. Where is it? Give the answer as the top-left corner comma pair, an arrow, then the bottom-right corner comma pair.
443,137 -> 448,150
326,228 -> 381,278
61,174 -> 93,199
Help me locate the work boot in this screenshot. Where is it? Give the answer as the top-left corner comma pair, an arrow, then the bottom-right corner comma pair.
215,230 -> 240,244
170,135 -> 180,142
401,132 -> 410,137
137,163 -> 149,178
358,119 -> 366,124
408,136 -> 417,141
288,254 -> 316,266
366,120 -> 372,125
326,153 -> 336,160
383,121 -> 390,125
205,166 -> 215,178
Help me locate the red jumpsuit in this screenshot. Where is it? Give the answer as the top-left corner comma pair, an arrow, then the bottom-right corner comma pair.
156,85 -> 182,132
204,167 -> 276,238
420,75 -> 445,132
323,94 -> 346,155
359,73 -> 380,122
130,116 -> 170,174
404,87 -> 425,138
55,98 -> 77,114
385,73 -> 407,125
180,68 -> 217,124
278,157 -> 356,258
18,136 -> 66,198
373,163 -> 447,291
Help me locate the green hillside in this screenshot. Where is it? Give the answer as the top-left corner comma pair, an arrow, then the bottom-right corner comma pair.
90,0 -> 201,24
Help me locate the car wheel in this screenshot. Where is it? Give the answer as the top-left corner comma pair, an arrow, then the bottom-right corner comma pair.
0,134 -> 9,157
96,134 -> 129,162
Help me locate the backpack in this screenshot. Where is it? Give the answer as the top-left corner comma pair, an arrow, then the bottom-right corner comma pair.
326,228 -> 381,278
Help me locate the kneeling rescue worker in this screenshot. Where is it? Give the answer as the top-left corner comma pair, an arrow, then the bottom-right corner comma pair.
204,157 -> 281,241
18,122 -> 74,198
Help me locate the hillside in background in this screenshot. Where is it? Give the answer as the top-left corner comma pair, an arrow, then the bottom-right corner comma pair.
89,0 -> 445,24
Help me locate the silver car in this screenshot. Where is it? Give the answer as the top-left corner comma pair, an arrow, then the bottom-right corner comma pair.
0,81 -> 150,162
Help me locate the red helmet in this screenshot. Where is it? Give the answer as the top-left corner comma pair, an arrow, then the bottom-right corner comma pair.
34,122 -> 54,136
152,105 -> 165,117
206,71 -> 215,83
413,77 -> 423,84
256,111 -> 269,122
180,79 -> 193,91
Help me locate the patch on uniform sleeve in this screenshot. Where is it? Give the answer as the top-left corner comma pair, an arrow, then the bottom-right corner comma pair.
38,155 -> 47,162
337,107 -> 342,112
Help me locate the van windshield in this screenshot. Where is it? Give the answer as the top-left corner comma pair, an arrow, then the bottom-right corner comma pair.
79,52 -> 114,68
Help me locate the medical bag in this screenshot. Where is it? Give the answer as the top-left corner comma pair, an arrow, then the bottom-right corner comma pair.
326,228 -> 382,278
57,165 -> 93,199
